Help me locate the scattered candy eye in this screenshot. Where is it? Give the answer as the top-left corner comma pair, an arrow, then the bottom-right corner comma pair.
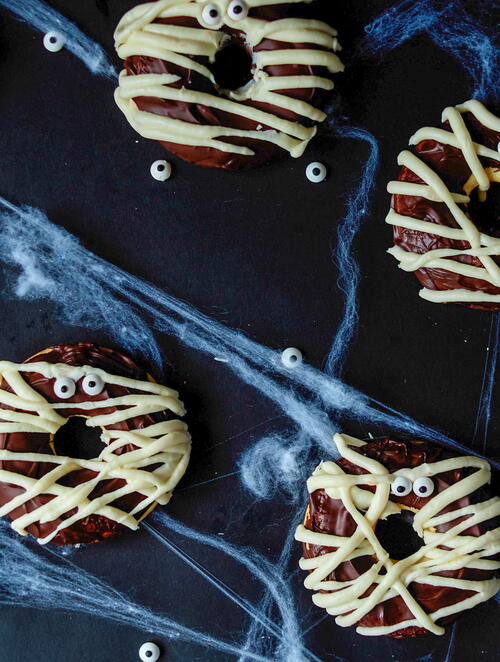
228,0 -> 248,20
53,377 -> 76,399
82,374 -> 104,396
202,3 -> 221,26
413,476 -> 434,497
391,476 -> 412,497
139,642 -> 161,662
43,31 -> 65,53
306,161 -> 327,183
150,160 -> 172,182
281,347 -> 303,369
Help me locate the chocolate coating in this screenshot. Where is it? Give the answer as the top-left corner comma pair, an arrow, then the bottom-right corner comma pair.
302,439 -> 499,637
124,5 -> 332,169
391,109 -> 500,310
0,343 -> 173,545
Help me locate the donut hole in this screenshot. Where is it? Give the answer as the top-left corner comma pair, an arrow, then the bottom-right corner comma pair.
375,510 -> 424,560
467,181 -> 499,236
52,417 -> 104,461
211,40 -> 253,91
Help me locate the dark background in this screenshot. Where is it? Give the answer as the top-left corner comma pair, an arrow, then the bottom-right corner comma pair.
0,1 -> 498,661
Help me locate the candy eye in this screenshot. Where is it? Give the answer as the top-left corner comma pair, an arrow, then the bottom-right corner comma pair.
82,374 -> 104,396
139,642 -> 160,662
43,31 -> 65,53
53,377 -> 76,399
306,161 -> 327,183
413,477 -> 434,497
281,347 -> 303,369
202,3 -> 221,26
391,476 -> 412,497
228,0 -> 248,20
150,159 -> 172,182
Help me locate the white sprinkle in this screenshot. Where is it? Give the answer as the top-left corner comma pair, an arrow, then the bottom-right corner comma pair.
214,357 -> 229,363
43,31 -> 65,53
306,161 -> 327,183
281,347 -> 303,369
150,160 -> 172,182
139,642 -> 161,662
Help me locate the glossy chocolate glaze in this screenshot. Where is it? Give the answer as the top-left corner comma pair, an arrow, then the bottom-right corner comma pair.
302,439 -> 499,637
391,110 -> 500,310
124,6 -> 332,169
0,343 -> 172,545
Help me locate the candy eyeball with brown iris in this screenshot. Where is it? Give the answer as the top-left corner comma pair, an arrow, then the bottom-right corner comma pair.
413,476 -> 434,497
391,475 -> 412,497
201,2 -> 223,27
53,376 -> 76,399
228,0 -> 248,20
82,374 -> 105,396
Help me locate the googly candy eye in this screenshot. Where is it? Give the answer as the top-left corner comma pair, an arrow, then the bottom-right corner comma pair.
43,31 -> 65,53
306,162 -> 327,183
53,377 -> 76,399
413,476 -> 434,497
281,347 -> 303,369
82,374 -> 104,396
228,0 -> 248,20
139,642 -> 161,662
150,160 -> 172,182
391,476 -> 412,497
202,3 -> 222,27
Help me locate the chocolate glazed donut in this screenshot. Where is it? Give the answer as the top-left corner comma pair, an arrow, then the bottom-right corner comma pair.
295,434 -> 500,637
114,0 -> 344,169
386,100 -> 500,309
0,343 -> 191,545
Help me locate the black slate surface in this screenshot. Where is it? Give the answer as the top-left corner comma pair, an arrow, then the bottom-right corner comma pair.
0,1 -> 498,661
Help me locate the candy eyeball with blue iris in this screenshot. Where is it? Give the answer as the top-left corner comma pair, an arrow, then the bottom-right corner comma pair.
391,475 -> 412,497
82,374 -> 104,396
139,642 -> 161,662
413,476 -> 434,497
228,0 -> 248,20
53,377 -> 76,399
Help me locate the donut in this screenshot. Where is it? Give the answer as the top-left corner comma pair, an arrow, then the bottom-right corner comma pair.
0,343 -> 191,546
113,0 -> 344,169
295,433 -> 500,637
386,100 -> 500,309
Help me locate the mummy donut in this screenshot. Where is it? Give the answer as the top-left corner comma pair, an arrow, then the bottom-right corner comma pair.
114,0 -> 344,169
386,100 -> 500,309
296,433 -> 500,637
0,343 -> 191,545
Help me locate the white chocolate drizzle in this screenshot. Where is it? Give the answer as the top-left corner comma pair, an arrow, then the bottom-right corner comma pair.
386,100 -> 500,304
114,0 -> 344,158
0,360 -> 191,545
295,433 -> 500,636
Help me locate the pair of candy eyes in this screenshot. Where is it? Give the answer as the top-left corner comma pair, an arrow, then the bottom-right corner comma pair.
391,476 -> 434,497
53,375 -> 105,399
202,0 -> 248,25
